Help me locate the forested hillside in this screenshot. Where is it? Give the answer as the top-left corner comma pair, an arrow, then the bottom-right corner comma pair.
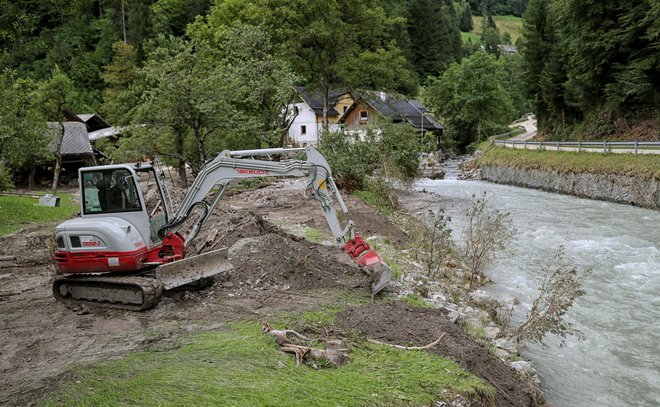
1,0 -> 657,187
521,0 -> 659,140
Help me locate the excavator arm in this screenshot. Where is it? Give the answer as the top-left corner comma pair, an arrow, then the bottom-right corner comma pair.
159,146 -> 391,294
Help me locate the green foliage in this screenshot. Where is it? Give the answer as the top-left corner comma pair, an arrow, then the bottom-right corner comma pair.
515,247 -> 591,348
522,0 -> 659,135
459,2 -> 474,32
417,209 -> 453,278
423,51 -> 515,149
41,322 -> 493,406
0,72 -> 51,178
0,167 -> 14,191
0,193 -> 78,236
320,119 -> 421,191
460,192 -> 516,289
101,41 -> 138,124
407,0 -> 462,81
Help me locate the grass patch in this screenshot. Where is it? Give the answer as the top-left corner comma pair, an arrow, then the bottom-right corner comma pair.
399,293 -> 435,309
352,189 -> 395,215
42,321 -> 493,406
0,193 -> 78,236
276,223 -> 328,244
461,31 -> 482,44
471,15 -> 523,45
479,146 -> 660,179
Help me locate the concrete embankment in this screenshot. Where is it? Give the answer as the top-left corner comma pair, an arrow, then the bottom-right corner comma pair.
479,164 -> 660,209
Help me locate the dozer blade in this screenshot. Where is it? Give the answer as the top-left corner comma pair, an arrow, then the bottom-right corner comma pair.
156,247 -> 233,290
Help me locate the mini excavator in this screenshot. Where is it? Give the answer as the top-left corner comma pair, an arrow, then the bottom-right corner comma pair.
52,146 -> 392,310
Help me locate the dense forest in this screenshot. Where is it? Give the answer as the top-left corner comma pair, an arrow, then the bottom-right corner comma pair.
0,0 -> 657,187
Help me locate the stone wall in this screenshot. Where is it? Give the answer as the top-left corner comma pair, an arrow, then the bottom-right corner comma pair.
480,165 -> 660,209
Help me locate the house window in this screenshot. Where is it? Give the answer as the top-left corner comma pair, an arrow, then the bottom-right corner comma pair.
359,110 -> 368,122
301,125 -> 307,135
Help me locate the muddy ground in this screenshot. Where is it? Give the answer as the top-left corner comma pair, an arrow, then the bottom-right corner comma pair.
0,180 -> 534,406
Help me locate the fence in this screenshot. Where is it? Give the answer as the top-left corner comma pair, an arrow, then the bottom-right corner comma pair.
492,139 -> 660,155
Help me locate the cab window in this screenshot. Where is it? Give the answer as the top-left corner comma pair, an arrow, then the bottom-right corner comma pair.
82,169 -> 142,214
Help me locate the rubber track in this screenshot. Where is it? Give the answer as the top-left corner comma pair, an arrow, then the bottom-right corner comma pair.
52,275 -> 163,311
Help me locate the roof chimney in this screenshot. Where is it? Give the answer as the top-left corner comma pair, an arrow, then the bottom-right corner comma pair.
379,91 -> 387,101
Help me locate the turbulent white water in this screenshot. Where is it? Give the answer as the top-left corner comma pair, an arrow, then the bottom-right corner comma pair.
416,177 -> 660,407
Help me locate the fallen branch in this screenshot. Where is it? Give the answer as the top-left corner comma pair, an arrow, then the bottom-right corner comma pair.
367,333 -> 447,350
262,321 -> 349,367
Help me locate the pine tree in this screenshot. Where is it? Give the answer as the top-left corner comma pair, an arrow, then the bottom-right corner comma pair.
459,2 -> 474,32
408,0 -> 462,80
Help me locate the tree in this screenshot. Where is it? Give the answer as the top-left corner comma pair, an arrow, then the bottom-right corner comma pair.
35,66 -> 74,194
423,51 -> 514,148
208,24 -> 298,149
407,0 -> 462,81
520,0 -> 555,124
481,27 -> 502,56
101,41 -> 138,124
459,2 -> 474,32
123,35 -> 228,183
459,192 -> 515,289
0,72 -> 51,190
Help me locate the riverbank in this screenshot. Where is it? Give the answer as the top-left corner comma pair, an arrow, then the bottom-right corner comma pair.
476,146 -> 660,209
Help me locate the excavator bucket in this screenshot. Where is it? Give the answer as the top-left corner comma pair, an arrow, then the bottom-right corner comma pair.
156,247 -> 233,290
341,235 -> 392,295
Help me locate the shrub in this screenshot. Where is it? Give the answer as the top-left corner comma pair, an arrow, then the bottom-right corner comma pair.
0,167 -> 14,191
515,247 -> 591,348
459,192 -> 515,289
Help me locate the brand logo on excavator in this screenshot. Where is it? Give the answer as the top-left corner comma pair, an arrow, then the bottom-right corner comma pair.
237,169 -> 269,175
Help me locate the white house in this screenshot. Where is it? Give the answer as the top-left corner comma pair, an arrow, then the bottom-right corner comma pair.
287,86 -> 353,146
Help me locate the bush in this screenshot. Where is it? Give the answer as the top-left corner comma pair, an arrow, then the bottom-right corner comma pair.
320,119 -> 422,191
0,167 -> 14,191
459,192 -> 515,289
514,247 -> 591,348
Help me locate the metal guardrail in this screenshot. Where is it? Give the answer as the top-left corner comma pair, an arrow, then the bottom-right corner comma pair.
492,139 -> 660,154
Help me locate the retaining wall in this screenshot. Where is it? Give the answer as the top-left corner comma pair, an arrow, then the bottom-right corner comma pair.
480,165 -> 660,209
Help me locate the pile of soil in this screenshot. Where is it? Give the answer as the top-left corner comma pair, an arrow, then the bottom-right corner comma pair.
224,232 -> 367,292
335,302 -> 534,407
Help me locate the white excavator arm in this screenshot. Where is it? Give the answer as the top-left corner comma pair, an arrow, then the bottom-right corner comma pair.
159,146 -> 391,294
161,146 -> 353,246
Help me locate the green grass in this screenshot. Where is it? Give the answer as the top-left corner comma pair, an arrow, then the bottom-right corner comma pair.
0,193 -> 78,236
461,31 -> 482,44
479,146 -> 660,179
469,15 -> 523,45
399,292 -> 435,309
352,189 -> 396,215
42,322 -> 494,407
277,223 -> 328,244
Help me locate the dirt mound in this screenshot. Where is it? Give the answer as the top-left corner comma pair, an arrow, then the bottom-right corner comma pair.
221,233 -> 367,292
334,302 -> 534,407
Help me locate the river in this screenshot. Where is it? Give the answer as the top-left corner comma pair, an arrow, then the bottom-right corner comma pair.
415,168 -> 660,407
